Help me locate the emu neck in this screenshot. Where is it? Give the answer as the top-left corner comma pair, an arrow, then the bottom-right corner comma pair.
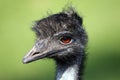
57,64 -> 78,80
55,53 -> 85,80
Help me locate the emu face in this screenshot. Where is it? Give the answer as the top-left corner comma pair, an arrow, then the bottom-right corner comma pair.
23,10 -> 87,63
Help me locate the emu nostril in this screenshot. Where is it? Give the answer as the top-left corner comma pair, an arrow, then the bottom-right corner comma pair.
32,52 -> 40,56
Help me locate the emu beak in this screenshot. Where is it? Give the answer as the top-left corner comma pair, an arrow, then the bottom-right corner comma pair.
22,46 -> 37,63
22,40 -> 49,64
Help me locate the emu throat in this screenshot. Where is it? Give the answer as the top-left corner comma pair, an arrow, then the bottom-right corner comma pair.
55,53 -> 85,80
59,64 -> 78,80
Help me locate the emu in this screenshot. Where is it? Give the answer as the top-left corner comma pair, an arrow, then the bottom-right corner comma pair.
23,7 -> 88,80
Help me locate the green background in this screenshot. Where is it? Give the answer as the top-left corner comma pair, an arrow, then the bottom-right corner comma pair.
0,0 -> 120,80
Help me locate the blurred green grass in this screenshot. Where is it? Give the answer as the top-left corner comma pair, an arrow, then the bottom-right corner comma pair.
0,0 -> 120,80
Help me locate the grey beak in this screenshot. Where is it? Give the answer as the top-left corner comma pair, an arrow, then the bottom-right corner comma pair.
23,46 -> 38,63
22,40 -> 49,64
23,45 -> 49,64
22,39 -> 65,64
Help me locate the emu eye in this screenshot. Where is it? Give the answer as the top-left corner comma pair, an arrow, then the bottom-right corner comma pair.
60,36 -> 72,44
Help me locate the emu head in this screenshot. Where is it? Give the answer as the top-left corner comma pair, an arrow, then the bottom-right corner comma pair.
23,8 -> 87,63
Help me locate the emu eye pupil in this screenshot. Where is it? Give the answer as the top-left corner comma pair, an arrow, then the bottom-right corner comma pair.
60,36 -> 72,44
